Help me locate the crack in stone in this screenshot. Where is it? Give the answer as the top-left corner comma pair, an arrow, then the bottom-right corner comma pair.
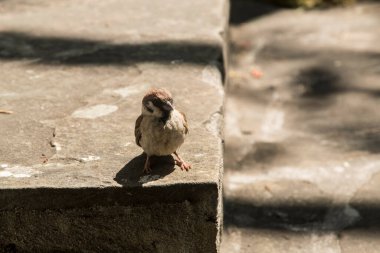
51,156 -> 84,164
50,155 -> 101,164
42,126 -> 57,163
334,233 -> 343,253
337,234 -> 344,253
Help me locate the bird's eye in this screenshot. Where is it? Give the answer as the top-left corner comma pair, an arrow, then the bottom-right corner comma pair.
145,102 -> 154,113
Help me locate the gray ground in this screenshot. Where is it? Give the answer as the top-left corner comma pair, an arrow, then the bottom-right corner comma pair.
222,1 -> 380,252
0,0 -> 226,251
0,0 -> 226,189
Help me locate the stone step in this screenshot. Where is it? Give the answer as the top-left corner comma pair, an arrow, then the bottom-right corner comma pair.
223,1 -> 380,252
0,0 -> 228,252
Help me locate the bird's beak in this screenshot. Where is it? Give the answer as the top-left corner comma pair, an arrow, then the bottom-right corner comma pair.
162,101 -> 173,112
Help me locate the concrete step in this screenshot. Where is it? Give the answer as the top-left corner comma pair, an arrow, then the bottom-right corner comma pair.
223,1 -> 380,252
0,0 -> 228,252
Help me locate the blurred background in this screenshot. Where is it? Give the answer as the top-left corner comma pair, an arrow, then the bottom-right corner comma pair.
223,0 -> 380,252
236,0 -> 357,8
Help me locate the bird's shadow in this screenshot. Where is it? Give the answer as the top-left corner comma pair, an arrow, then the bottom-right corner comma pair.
114,153 -> 175,187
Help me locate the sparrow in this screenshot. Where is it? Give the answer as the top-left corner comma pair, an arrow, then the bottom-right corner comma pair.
134,88 -> 191,173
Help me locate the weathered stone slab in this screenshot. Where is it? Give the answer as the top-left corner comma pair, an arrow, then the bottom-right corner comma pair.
0,0 -> 228,252
224,0 -> 380,215
223,1 -> 380,252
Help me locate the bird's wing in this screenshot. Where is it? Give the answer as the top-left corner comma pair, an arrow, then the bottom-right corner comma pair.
179,111 -> 189,134
134,114 -> 143,147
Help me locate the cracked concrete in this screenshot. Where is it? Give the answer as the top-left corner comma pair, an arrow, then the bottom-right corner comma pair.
0,0 -> 227,252
0,120 -> 56,165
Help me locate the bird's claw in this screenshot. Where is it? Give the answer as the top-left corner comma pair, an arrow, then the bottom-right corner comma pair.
143,166 -> 152,174
179,161 -> 191,171
181,163 -> 191,171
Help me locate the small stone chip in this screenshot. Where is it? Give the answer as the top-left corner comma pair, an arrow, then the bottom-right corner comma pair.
0,109 -> 13,114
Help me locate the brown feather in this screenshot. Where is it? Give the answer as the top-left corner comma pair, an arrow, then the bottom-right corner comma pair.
134,114 -> 143,146
142,88 -> 173,105
179,111 -> 189,134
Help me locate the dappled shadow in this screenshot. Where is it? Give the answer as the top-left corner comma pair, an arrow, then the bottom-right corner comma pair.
291,65 -> 346,110
312,123 -> 380,154
114,153 -> 175,187
0,31 -> 222,66
225,1 -> 380,239
295,66 -> 343,98
224,198 -> 380,231
227,55 -> 380,154
230,0 -> 282,25
236,142 -> 287,167
227,85 -> 274,105
257,43 -> 380,63
292,64 -> 380,154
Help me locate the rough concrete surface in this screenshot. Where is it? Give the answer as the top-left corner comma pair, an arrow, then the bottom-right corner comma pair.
0,0 -> 228,252
223,1 -> 380,252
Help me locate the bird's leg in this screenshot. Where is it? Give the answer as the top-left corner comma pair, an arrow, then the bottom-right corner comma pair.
143,155 -> 152,174
173,151 -> 191,171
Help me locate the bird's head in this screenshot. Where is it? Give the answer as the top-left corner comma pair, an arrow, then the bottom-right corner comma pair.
141,88 -> 174,119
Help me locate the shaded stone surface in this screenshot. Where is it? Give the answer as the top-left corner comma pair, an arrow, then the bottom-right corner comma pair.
0,0 -> 228,252
0,185 -> 219,252
223,1 -> 380,252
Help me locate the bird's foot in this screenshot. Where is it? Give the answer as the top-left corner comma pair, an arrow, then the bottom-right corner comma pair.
143,166 -> 152,174
175,159 -> 192,171
173,151 -> 191,171
143,155 -> 152,174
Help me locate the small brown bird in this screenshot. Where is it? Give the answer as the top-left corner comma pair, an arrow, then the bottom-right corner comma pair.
134,88 -> 191,173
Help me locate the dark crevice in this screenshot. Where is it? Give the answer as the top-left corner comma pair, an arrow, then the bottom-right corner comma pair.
216,53 -> 226,84
45,127 -> 56,163
3,243 -> 17,253
205,214 -> 217,223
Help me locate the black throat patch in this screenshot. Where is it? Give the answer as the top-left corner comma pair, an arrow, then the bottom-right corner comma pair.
150,98 -> 172,124
160,110 -> 171,124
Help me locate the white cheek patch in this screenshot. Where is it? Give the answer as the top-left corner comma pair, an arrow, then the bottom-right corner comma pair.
144,101 -> 163,118
143,101 -> 154,114
149,101 -> 157,114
